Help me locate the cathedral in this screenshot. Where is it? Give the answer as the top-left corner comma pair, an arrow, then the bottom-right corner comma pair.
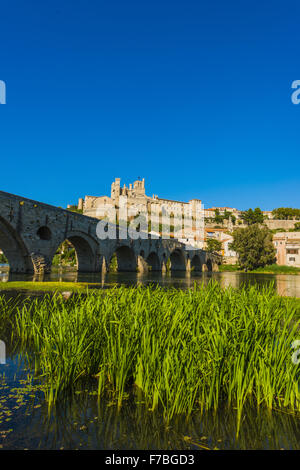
78,178 -> 204,248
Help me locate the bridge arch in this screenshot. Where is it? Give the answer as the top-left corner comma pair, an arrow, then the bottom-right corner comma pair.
191,254 -> 202,272
169,248 -> 186,271
109,245 -> 137,272
0,216 -> 33,273
146,251 -> 161,271
52,232 -> 100,273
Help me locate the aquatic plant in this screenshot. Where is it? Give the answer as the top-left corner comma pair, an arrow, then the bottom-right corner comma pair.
2,282 -> 300,429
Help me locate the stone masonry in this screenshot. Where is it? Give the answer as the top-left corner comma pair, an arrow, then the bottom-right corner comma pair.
0,190 -> 220,274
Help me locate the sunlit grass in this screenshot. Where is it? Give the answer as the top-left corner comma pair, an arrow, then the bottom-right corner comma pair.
0,282 -> 101,291
2,282 -> 300,432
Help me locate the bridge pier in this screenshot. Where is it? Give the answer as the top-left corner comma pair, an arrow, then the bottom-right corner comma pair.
212,262 -> 219,272
137,255 -> 148,274
30,252 -> 52,275
186,258 -> 192,272
101,255 -> 108,274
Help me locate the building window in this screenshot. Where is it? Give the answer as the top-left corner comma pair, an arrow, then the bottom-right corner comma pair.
287,249 -> 299,254
289,257 -> 296,262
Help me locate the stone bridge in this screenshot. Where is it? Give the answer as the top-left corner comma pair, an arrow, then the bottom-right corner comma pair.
0,191 -> 221,275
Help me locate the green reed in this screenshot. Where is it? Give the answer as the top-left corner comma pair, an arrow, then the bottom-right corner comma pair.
2,281 -> 300,428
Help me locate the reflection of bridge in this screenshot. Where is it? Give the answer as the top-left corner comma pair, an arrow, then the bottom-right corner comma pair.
0,191 -> 221,274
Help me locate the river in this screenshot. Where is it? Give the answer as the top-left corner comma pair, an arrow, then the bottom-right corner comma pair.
1,265 -> 300,449
1,265 -> 300,297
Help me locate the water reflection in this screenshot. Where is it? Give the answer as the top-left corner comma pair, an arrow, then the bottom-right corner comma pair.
2,352 -> 300,450
1,265 -> 300,297
3,370 -> 300,450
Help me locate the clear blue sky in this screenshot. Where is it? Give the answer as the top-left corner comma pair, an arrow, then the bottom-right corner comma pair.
0,0 -> 299,211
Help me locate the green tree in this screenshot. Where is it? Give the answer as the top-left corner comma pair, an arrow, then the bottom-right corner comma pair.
293,222 -> 300,231
223,209 -> 231,220
213,208 -> 224,225
272,207 -> 300,220
206,238 -> 222,253
109,253 -> 118,272
241,207 -> 264,225
230,224 -> 276,270
0,252 -> 8,264
52,240 -> 77,267
231,214 -> 236,225
67,205 -> 83,214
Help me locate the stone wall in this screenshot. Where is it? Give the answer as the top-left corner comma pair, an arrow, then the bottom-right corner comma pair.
265,219 -> 298,230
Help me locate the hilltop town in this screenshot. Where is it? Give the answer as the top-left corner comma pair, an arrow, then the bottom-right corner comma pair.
69,177 -> 300,268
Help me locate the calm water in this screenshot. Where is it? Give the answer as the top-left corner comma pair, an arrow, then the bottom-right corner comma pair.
1,265 -> 300,297
1,265 -> 300,449
1,353 -> 300,450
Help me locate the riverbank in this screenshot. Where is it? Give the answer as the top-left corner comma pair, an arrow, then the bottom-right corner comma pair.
1,271 -> 300,299
0,281 -> 102,292
219,263 -> 300,275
